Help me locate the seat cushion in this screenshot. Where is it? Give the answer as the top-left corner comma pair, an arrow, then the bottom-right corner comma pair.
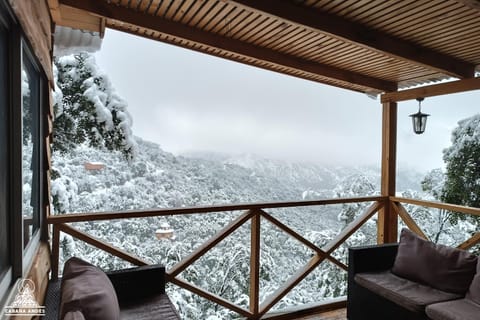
426,298 -> 480,320
355,271 -> 462,313
119,294 -> 181,320
392,228 -> 477,294
60,257 -> 120,320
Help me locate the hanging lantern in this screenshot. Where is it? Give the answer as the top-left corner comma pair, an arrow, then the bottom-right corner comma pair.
409,97 -> 430,134
155,222 -> 175,240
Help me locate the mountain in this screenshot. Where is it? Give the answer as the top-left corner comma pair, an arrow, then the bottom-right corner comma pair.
51,137 -> 427,319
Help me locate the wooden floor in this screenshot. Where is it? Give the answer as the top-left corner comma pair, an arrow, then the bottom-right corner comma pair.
294,308 -> 346,320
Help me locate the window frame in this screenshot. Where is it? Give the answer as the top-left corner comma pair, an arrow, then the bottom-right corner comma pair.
0,0 -> 47,307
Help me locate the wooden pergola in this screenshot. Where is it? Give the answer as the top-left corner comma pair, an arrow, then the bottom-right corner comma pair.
48,0 -> 480,242
5,0 -> 479,319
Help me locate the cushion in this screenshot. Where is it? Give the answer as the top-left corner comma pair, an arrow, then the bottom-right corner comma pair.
120,294 -> 181,320
467,259 -> 480,304
63,310 -> 86,320
60,257 -> 120,320
355,271 -> 462,313
392,228 -> 477,294
426,298 -> 480,320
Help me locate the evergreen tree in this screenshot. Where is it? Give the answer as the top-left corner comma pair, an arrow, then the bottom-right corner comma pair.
442,114 -> 480,209
53,52 -> 136,161
51,52 -> 137,213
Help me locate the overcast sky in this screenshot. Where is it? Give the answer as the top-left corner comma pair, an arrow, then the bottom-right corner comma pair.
95,29 -> 479,172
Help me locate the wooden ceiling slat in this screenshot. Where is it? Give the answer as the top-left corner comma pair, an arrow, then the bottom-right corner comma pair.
244,20 -> 285,44
394,9 -> 473,40
155,0 -> 173,17
220,9 -> 251,36
146,0 -> 162,15
194,1 -> 227,29
230,15 -> 269,40
173,0 -> 195,22
376,4 -> 466,33
356,0 -> 429,26
202,4 -> 236,32
229,0 -> 475,78
342,0 -> 391,21
209,7 -> 243,34
257,24 -> 298,48
64,0 -> 396,92
164,0 -> 186,19
271,31 -> 319,53
296,38 -> 350,60
183,0 -> 216,26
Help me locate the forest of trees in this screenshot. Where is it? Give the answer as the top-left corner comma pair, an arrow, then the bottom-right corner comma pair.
48,52 -> 479,318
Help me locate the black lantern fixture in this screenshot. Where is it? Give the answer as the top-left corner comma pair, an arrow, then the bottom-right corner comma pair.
410,97 -> 430,134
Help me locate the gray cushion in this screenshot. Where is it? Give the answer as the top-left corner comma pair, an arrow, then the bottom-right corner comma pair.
426,298 -> 480,320
467,259 -> 480,304
355,271 -> 462,313
60,257 -> 120,320
392,228 -> 477,294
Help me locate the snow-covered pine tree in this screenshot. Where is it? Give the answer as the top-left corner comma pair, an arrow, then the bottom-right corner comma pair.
51,52 -> 137,213
53,52 -> 136,160
442,114 -> 480,209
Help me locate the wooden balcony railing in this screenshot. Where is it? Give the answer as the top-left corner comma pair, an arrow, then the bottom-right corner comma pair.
47,196 -> 480,319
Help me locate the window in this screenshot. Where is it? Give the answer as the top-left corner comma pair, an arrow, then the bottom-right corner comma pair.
0,0 -> 46,306
21,47 -> 41,249
0,1 -> 11,304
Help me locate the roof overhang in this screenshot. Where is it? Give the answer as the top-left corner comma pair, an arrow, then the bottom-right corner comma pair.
51,0 -> 480,95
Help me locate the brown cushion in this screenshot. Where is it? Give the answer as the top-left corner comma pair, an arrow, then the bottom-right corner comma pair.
392,228 -> 477,294
355,271 -> 462,313
426,299 -> 480,320
60,257 -> 120,320
63,310 -> 86,320
467,259 -> 480,304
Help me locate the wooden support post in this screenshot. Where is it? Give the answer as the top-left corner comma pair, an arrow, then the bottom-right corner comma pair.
51,225 -> 60,280
378,101 -> 398,243
250,210 -> 261,317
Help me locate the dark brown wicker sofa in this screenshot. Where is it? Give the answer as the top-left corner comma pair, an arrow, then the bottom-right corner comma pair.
347,229 -> 480,320
44,258 -> 180,320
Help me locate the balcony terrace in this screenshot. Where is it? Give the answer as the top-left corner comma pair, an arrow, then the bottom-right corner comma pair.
1,0 -> 479,319
46,196 -> 480,319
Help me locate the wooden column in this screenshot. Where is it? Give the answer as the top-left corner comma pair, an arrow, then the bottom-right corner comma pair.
378,101 -> 398,243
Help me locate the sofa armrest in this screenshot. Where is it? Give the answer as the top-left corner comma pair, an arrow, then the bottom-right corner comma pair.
107,264 -> 166,303
348,243 -> 398,275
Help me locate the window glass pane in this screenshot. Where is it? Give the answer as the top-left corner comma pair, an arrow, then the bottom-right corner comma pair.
22,51 -> 40,249
0,21 -> 9,277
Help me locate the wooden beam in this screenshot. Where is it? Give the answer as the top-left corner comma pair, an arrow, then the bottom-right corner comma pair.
392,202 -> 429,241
458,232 -> 480,250
51,225 -> 60,280
47,196 -> 387,224
168,210 -> 253,277
259,209 -> 347,271
229,0 -> 475,79
58,224 -> 149,266
59,0 -> 396,92
262,297 -> 346,320
378,101 -> 398,244
250,210 -> 261,316
391,196 -> 480,217
382,77 -> 480,103
167,276 -> 253,318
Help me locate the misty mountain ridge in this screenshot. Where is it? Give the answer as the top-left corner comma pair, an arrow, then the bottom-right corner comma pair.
52,136 -> 424,216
